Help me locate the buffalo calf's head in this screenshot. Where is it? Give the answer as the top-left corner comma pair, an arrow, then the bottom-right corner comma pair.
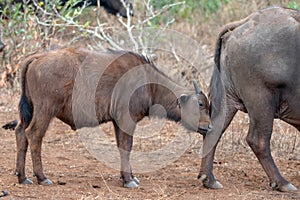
177,80 -> 212,135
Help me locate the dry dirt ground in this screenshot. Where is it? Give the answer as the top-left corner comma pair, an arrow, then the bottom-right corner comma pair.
0,91 -> 299,200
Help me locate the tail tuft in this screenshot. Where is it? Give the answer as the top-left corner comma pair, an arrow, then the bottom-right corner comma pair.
17,55 -> 37,129
2,120 -> 18,130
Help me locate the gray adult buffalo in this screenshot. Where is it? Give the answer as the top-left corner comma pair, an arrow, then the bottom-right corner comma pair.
199,6 -> 300,192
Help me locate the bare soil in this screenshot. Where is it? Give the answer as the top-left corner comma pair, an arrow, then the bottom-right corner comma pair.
0,91 -> 299,200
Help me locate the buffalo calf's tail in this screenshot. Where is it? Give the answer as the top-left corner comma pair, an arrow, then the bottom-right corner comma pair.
19,91 -> 33,129
18,56 -> 38,129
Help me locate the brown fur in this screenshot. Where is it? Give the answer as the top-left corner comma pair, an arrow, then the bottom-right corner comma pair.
12,47 -> 211,186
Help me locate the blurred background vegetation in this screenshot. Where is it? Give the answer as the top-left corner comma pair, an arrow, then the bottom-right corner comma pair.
0,0 -> 299,88
0,0 -> 299,165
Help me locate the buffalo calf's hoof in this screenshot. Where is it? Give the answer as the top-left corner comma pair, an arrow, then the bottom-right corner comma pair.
21,178 -> 33,185
205,180 -> 223,189
133,176 -> 140,185
0,190 -> 9,197
199,174 -> 223,189
124,180 -> 139,188
39,179 -> 53,186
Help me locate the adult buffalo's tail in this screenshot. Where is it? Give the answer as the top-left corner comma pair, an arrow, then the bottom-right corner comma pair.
210,11 -> 257,115
204,12 -> 257,156
2,56 -> 38,131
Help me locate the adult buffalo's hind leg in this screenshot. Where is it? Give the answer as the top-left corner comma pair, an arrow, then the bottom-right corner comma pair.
245,90 -> 297,192
199,102 -> 237,189
15,123 -> 32,184
25,111 -> 53,185
113,121 -> 139,188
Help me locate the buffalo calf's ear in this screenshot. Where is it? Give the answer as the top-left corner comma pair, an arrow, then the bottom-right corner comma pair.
177,94 -> 189,108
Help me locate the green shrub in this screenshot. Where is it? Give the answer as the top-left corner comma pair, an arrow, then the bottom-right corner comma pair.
287,0 -> 300,10
0,0 -> 88,87
149,0 -> 230,24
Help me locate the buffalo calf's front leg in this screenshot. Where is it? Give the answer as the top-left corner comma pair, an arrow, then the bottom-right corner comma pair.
113,121 -> 139,188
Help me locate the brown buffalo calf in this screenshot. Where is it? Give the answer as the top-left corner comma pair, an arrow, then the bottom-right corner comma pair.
5,47 -> 211,188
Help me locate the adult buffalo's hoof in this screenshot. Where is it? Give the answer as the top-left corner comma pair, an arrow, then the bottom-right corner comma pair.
39,179 -> 53,186
281,183 -> 297,192
272,183 -> 297,192
205,180 -> 223,189
124,180 -> 139,188
199,174 -> 223,189
133,176 -> 140,185
21,178 -> 33,185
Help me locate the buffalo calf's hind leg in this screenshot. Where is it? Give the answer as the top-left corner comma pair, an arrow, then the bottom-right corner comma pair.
25,113 -> 53,185
113,121 -> 139,188
15,124 -> 32,184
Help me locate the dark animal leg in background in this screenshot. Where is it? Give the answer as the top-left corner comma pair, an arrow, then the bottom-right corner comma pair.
113,121 -> 139,188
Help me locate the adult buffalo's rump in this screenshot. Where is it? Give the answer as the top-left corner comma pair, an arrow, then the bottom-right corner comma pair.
200,6 -> 300,192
